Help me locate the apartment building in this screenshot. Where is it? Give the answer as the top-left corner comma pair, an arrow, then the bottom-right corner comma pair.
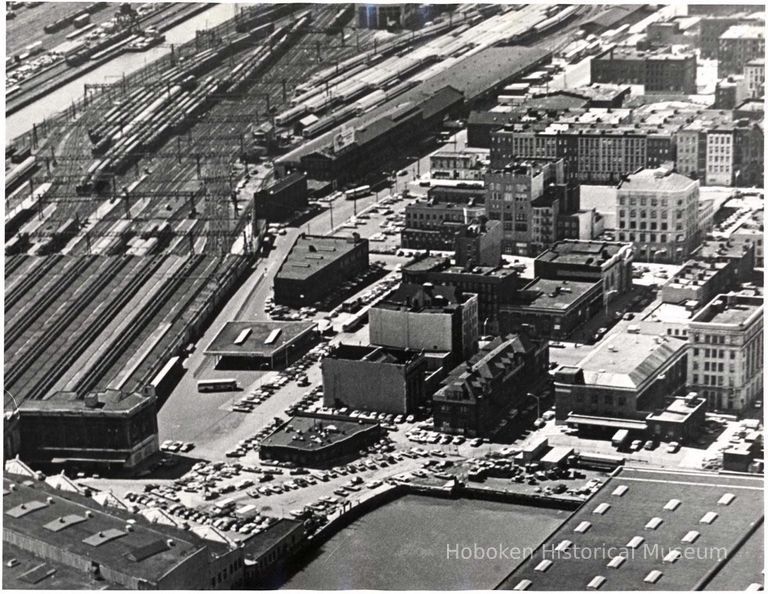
687,294 -> 764,412
718,25 -> 766,77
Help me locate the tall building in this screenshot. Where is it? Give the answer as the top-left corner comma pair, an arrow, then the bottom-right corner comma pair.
687,293 -> 764,412
616,168 -> 700,263
718,25 -> 766,77
484,158 -> 570,254
368,283 -> 479,362
432,334 -> 548,436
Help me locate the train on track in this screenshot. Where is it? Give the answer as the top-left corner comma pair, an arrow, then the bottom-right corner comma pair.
74,10 -> 313,196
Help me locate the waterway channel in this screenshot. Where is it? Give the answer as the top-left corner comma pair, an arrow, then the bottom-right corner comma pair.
282,494 -> 568,590
6,3 -> 242,142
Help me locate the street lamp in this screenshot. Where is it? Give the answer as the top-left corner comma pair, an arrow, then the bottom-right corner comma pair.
527,392 -> 542,419
604,289 -> 618,319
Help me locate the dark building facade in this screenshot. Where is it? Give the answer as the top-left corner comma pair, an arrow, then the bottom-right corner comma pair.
402,255 -> 527,334
591,46 -> 697,94
433,334 -> 548,437
274,234 -> 369,307
17,390 -> 159,473
499,278 -> 603,340
253,172 -> 308,222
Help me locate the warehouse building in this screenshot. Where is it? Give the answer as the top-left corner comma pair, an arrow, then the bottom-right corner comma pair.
205,321 -> 318,370
17,390 -> 159,474
591,46 -> 697,94
502,466 -> 765,591
274,234 -> 369,307
322,344 -> 427,415
616,168 -> 700,264
3,473 -> 245,589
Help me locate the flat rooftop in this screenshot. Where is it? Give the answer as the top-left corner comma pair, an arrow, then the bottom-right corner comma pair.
375,282 -> 470,313
574,332 -> 687,389
721,24 -> 765,39
403,255 -> 519,279
205,320 -> 316,358
618,168 -> 697,193
695,238 -> 752,260
327,343 -> 422,365
501,466 -> 764,591
536,240 -> 630,267
599,45 -> 696,61
17,389 -> 151,415
508,278 -> 600,311
276,234 -> 366,281
691,294 -> 763,326
261,416 -> 376,451
646,396 -> 705,423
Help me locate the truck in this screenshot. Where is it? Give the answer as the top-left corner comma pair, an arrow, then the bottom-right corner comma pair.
611,429 -> 629,449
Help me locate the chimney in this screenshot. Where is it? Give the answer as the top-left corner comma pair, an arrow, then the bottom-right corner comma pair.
84,393 -> 100,409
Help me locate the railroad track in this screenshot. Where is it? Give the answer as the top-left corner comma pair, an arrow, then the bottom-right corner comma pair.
4,255 -> 62,311
5,256 -> 96,348
18,255 -> 169,401
73,253 -> 206,396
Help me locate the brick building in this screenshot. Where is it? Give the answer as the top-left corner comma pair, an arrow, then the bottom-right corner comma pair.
591,46 -> 697,94
718,25 -> 766,77
433,334 -> 548,436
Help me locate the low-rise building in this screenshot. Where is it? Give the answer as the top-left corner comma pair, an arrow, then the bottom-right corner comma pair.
322,345 -> 427,414
499,278 -> 603,340
730,208 -> 764,267
534,239 -> 634,299
369,283 -> 479,362
3,472 -> 244,589
429,149 -> 487,181
554,331 -> 688,430
687,293 -> 764,412
253,172 -> 307,222
433,334 -> 548,436
274,234 -> 369,307
402,255 -> 527,333
259,415 -> 383,467
591,45 -> 697,94
616,168 -> 699,264
661,239 -> 755,306
17,390 -> 159,474
645,393 -> 707,443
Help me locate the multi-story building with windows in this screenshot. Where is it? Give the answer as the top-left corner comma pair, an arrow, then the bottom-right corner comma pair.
483,158 -> 568,254
687,293 -> 763,412
591,46 -> 697,94
698,11 -> 764,58
743,58 -> 765,98
433,334 -> 548,436
401,199 -> 486,252
429,149 -> 487,181
718,25 -> 766,77
616,168 -> 699,263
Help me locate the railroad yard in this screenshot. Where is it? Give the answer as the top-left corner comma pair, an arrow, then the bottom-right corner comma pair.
11,3 -> 758,588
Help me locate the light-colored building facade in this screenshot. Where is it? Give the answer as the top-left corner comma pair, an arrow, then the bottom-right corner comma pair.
687,294 -> 763,412
743,58 -> 765,98
616,168 -> 699,263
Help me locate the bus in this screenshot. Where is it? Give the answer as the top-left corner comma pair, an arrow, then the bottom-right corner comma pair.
344,185 -> 370,200
197,378 -> 239,393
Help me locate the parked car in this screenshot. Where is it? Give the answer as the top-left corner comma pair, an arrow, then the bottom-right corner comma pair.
666,441 -> 681,453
